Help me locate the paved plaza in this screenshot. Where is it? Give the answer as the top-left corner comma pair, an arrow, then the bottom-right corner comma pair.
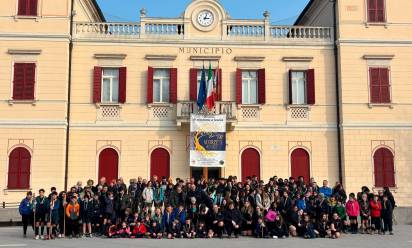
0,226 -> 411,248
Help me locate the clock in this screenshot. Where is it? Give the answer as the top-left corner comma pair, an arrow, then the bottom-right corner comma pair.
197,10 -> 214,27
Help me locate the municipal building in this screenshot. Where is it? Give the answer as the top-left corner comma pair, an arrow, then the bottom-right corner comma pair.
1,0 -> 412,206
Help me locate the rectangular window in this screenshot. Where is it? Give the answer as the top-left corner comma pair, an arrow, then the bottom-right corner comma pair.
241,71 -> 258,104
291,71 -> 307,105
18,0 -> 38,16
367,0 -> 386,23
370,67 -> 391,104
153,69 -> 170,103
101,68 -> 119,103
13,63 -> 36,100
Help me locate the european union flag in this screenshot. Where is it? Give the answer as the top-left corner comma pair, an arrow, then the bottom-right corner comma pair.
197,65 -> 207,110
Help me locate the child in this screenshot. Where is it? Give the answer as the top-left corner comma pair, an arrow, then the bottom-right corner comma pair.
18,191 -> 34,238
196,221 -> 207,238
147,221 -> 162,239
369,194 -> 382,234
81,195 -> 93,237
91,195 -> 101,235
65,196 -> 80,238
183,219 -> 196,238
329,213 -> 342,239
381,195 -> 394,235
345,193 -> 359,234
208,204 -> 224,238
272,215 -> 288,239
131,219 -> 147,238
359,193 -> 370,234
169,219 -> 182,239
315,213 -> 330,238
255,217 -> 269,238
301,214 -> 316,239
334,200 -> 349,233
47,192 -> 60,239
107,224 -> 118,238
117,222 -> 131,238
34,189 -> 49,240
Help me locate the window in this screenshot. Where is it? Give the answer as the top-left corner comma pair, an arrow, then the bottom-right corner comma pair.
153,69 -> 170,103
18,0 -> 38,16
290,71 -> 307,105
241,71 -> 258,104
13,63 -> 36,100
374,147 -> 395,187
101,68 -> 119,103
8,147 -> 31,189
367,0 -> 386,23
369,67 -> 391,104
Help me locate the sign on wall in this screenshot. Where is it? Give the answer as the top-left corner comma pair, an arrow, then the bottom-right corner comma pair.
190,114 -> 226,167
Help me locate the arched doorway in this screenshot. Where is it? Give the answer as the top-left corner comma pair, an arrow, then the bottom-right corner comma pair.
150,148 -> 170,180
373,147 -> 395,187
8,147 -> 31,189
98,148 -> 119,183
291,148 -> 310,184
241,148 -> 260,182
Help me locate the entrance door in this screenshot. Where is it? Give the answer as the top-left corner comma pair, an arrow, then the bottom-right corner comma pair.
150,148 -> 170,180
291,148 -> 310,184
241,148 -> 260,182
190,167 -> 221,181
98,148 -> 119,183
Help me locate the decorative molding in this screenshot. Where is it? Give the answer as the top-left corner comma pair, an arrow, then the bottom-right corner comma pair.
8,49 -> 42,55
190,55 -> 221,61
363,54 -> 395,60
94,54 -> 127,60
145,54 -> 177,61
282,56 -> 314,62
234,56 -> 265,62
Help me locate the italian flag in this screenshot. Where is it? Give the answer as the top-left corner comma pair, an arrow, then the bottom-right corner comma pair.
206,63 -> 215,110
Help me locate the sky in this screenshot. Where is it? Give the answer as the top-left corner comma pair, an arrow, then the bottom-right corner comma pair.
96,0 -> 311,25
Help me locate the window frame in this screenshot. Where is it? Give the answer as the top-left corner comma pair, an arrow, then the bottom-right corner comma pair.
366,0 -> 387,24
290,70 -> 308,105
368,66 -> 392,105
241,70 -> 258,105
100,67 -> 120,104
152,68 -> 170,104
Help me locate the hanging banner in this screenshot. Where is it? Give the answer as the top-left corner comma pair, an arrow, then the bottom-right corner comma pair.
190,114 -> 226,167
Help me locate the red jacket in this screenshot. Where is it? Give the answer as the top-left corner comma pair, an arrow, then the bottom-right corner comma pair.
369,200 -> 382,218
132,224 -> 147,236
345,200 -> 360,217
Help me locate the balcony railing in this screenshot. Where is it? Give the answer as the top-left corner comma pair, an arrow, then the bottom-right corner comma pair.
177,101 -> 237,124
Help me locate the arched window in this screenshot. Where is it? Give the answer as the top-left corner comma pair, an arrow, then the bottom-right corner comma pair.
98,148 -> 119,183
291,148 -> 310,184
374,147 -> 395,187
241,148 -> 260,182
150,148 -> 170,180
8,147 -> 31,189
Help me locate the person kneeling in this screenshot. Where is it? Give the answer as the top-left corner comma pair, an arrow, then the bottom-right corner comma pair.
329,213 -> 342,239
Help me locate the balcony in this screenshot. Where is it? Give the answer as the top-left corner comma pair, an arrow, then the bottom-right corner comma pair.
176,101 -> 237,126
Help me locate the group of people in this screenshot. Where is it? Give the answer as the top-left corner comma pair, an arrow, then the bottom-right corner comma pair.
18,175 -> 396,241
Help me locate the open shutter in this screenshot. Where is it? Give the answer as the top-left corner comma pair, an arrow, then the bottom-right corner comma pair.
236,69 -> 242,104
189,68 -> 198,101
29,0 -> 38,16
376,0 -> 385,22
288,70 -> 293,104
306,69 -> 315,105
169,68 -> 178,104
370,68 -> 380,103
13,63 -> 25,100
217,68 -> 222,101
118,67 -> 127,103
147,67 -> 154,104
24,63 -> 36,100
257,68 -> 266,104
368,0 -> 377,22
93,67 -> 102,103
18,0 -> 27,15
380,68 -> 390,103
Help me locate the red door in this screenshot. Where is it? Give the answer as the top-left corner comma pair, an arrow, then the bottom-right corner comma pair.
241,148 -> 260,182
8,147 -> 31,189
291,148 -> 310,184
150,148 -> 170,180
374,148 -> 395,187
98,148 -> 119,183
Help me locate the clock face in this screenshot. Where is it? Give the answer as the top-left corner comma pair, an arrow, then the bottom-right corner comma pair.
197,10 -> 214,27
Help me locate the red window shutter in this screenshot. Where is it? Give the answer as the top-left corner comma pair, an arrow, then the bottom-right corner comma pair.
169,68 -> 178,104
288,70 -> 293,104
189,68 -> 198,101
376,0 -> 385,22
13,63 -> 25,100
370,68 -> 380,103
306,69 -> 315,105
29,0 -> 38,16
368,0 -> 377,22
236,69 -> 242,104
118,67 -> 127,103
380,68 -> 390,103
217,68 -> 222,101
18,0 -> 27,15
147,67 -> 154,104
382,148 -> 395,187
93,67 -> 102,103
374,148 -> 384,187
24,63 -> 36,100
257,68 -> 266,104
8,147 -> 31,189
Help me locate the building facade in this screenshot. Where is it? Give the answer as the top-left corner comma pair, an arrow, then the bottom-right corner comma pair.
1,0 -> 411,206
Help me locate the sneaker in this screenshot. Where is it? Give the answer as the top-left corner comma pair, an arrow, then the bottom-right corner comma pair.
89,234 -> 93,238
35,235 -> 40,240
272,236 -> 278,239
389,232 -> 394,235
40,235 -> 44,240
